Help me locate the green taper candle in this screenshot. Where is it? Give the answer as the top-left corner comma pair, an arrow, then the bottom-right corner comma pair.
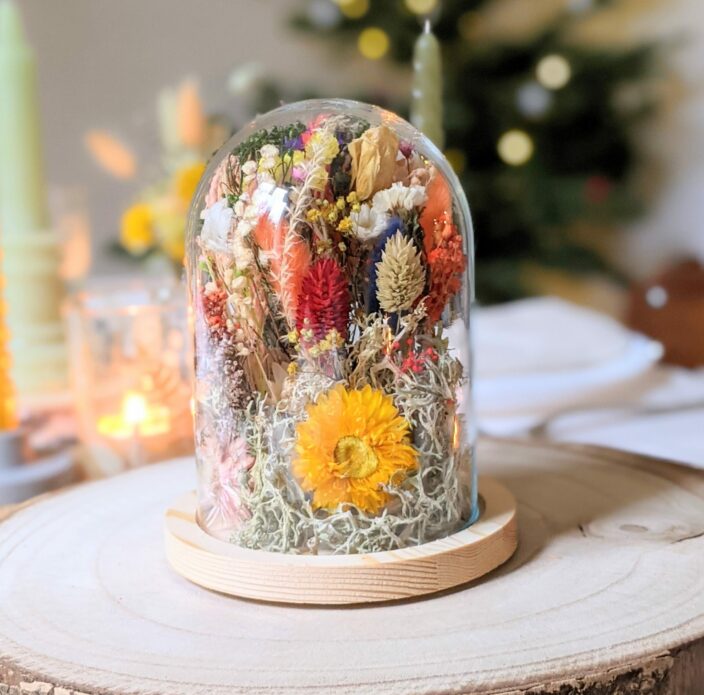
410,19 -> 444,150
0,0 -> 50,235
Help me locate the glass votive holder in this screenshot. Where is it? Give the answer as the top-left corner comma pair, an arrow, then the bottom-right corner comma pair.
67,277 -> 193,476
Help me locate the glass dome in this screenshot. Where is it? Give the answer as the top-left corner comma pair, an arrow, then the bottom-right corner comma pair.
187,99 -> 477,554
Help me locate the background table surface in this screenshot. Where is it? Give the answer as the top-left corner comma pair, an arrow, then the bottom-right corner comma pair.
1,439 -> 703,695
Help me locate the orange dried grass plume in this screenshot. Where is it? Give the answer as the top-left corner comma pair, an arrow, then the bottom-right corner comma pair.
253,215 -> 311,326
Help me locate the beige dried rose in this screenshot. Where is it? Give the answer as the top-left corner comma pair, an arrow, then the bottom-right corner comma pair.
348,125 -> 400,201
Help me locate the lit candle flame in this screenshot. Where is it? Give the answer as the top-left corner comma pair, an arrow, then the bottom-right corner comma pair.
123,391 -> 147,426
97,391 -> 171,440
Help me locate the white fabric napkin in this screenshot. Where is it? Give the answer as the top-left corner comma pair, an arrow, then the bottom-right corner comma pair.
473,297 -> 704,469
475,297 -> 663,417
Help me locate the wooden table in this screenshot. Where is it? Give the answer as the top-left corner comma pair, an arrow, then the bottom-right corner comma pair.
1,439 -> 703,695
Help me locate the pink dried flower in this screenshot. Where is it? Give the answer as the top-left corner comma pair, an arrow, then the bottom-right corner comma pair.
205,155 -> 238,208
203,436 -> 254,531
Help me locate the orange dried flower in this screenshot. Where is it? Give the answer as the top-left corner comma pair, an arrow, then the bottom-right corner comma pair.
420,172 -> 467,323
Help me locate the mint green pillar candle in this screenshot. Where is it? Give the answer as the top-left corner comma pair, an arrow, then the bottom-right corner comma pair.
0,1 -> 67,398
0,0 -> 50,236
410,20 -> 444,150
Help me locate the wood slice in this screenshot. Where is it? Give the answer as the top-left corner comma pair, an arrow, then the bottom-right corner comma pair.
0,439 -> 703,695
164,476 -> 518,605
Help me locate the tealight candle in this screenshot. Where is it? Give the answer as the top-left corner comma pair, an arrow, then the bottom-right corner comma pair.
97,392 -> 171,441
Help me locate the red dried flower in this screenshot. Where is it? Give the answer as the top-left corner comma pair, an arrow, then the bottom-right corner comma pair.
422,209 -> 467,324
296,258 -> 350,343
201,286 -> 230,341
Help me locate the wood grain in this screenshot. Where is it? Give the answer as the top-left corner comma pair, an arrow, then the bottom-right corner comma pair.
0,439 -> 703,694
164,476 -> 518,604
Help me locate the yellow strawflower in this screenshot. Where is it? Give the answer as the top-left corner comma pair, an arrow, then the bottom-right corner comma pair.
293,384 -> 418,514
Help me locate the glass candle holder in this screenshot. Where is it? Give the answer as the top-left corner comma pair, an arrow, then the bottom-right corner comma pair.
187,99 -> 477,553
68,278 -> 193,475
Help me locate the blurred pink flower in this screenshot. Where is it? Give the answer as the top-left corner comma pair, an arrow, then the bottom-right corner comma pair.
205,155 -> 237,208
203,435 -> 254,531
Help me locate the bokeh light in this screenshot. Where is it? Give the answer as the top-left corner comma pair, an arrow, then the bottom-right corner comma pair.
536,54 -> 572,90
497,130 -> 534,166
444,148 -> 467,175
405,0 -> 438,14
337,0 -> 369,20
458,11 -> 482,42
358,27 -> 390,60
516,82 -> 552,119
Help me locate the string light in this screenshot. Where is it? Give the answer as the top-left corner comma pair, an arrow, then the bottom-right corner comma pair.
536,54 -> 571,90
444,148 -> 467,175
358,27 -> 390,60
336,0 -> 369,19
497,130 -> 534,166
307,0 -> 342,28
516,82 -> 552,119
405,0 -> 438,14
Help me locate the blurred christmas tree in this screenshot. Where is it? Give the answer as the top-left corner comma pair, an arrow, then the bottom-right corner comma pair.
277,0 -> 658,302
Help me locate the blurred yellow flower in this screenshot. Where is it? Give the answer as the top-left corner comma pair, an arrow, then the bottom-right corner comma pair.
174,162 -> 206,207
153,208 -> 186,263
120,203 -> 154,255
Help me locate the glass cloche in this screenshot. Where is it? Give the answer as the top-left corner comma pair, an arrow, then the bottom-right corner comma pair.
187,99 -> 477,554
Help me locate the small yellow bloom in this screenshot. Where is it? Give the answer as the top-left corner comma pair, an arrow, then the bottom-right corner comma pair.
287,330 -> 299,344
326,329 -> 344,348
326,209 -> 339,223
174,162 -> 206,207
337,217 -> 352,233
305,131 -> 340,165
315,239 -> 332,254
306,208 -> 321,222
287,362 -> 298,376
338,242 -> 347,252
336,197 -> 346,210
120,203 -> 154,255
346,191 -> 359,204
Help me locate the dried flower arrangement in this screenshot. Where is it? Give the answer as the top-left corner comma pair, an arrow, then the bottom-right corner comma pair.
191,103 -> 475,554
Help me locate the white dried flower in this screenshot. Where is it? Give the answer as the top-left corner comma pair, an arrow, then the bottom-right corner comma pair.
349,203 -> 388,243
241,160 -> 257,177
372,183 -> 428,215
200,199 -> 234,252
260,144 -> 279,159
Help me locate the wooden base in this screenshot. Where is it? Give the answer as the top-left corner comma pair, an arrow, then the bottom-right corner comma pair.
164,476 -> 518,605
1,440 -> 704,694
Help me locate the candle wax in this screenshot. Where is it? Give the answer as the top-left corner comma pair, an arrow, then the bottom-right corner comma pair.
410,21 -> 444,150
0,1 -> 50,236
